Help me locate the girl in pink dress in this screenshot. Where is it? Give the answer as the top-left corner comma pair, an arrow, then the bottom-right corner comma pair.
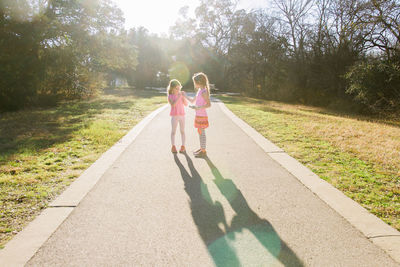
167,79 -> 188,153
184,73 -> 211,157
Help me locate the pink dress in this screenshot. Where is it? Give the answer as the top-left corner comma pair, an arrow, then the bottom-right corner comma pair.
195,88 -> 208,117
168,94 -> 187,116
194,88 -> 209,129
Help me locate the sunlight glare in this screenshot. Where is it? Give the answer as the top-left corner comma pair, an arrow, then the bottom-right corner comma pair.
208,224 -> 283,266
112,0 -> 199,34
168,62 -> 190,86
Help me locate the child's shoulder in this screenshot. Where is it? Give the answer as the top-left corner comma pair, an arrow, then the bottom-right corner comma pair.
200,88 -> 208,95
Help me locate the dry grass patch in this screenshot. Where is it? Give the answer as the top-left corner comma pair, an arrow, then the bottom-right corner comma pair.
219,95 -> 400,230
277,103 -> 400,176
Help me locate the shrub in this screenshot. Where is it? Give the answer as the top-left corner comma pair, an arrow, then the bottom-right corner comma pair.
345,61 -> 400,113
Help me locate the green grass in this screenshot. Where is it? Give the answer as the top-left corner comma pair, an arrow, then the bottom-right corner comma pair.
0,88 -> 165,247
218,95 -> 400,231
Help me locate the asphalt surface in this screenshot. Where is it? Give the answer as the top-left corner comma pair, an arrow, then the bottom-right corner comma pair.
27,100 -> 398,266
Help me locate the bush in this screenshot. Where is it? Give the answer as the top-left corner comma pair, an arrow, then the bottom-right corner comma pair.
345,61 -> 400,113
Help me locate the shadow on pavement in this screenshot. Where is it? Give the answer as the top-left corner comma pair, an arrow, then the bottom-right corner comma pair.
173,153 -> 304,267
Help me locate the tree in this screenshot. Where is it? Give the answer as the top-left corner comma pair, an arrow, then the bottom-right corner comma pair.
167,0 -> 400,112
0,0 -> 136,110
272,0 -> 314,59
128,27 -> 169,88
357,0 -> 400,61
169,6 -> 198,40
346,60 -> 400,112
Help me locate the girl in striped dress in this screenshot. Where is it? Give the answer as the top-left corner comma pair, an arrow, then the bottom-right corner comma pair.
184,72 -> 211,157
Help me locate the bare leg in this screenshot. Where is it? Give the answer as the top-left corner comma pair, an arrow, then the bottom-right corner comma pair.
171,116 -> 178,146
178,116 -> 186,146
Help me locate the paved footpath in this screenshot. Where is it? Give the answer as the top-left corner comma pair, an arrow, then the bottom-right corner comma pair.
25,100 -> 398,266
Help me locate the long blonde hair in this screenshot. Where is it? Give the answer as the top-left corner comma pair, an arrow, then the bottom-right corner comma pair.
192,72 -> 210,96
167,79 -> 181,95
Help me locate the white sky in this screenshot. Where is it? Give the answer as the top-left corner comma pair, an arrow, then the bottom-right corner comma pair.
112,0 -> 268,35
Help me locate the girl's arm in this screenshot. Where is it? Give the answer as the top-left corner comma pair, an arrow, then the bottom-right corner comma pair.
182,92 -> 188,106
182,91 -> 195,103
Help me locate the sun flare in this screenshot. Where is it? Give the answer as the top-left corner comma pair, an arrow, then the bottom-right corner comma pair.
113,0 -> 199,34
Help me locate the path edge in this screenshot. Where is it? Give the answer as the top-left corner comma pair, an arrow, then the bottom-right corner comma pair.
217,101 -> 400,263
0,104 -> 168,267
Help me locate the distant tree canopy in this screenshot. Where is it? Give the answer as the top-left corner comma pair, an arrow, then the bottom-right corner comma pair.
167,0 -> 400,113
127,27 -> 170,88
0,0 -> 137,111
2,0 -> 399,113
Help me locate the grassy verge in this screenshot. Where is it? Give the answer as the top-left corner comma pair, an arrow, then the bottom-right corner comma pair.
0,88 -> 165,248
218,95 -> 400,231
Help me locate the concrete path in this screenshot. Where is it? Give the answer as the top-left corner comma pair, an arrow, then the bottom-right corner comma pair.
24,100 -> 398,266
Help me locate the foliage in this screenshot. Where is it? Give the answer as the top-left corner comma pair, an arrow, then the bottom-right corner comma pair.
3,0 -> 400,113
166,0 -> 400,113
127,27 -> 169,88
346,60 -> 400,112
0,0 -> 137,111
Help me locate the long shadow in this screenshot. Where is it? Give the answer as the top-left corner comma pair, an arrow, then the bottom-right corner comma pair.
0,89 -> 163,160
173,154 -> 240,266
174,153 -> 304,266
0,99 -> 130,159
204,156 -> 304,266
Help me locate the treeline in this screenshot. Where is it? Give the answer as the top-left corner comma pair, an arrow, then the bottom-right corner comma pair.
2,0 -> 399,113
166,0 -> 400,113
0,0 -> 137,111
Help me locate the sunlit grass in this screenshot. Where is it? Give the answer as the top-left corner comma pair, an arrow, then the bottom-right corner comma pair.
0,88 -> 165,248
218,95 -> 400,231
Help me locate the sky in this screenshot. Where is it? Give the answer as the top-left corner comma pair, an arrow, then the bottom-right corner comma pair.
112,0 -> 268,35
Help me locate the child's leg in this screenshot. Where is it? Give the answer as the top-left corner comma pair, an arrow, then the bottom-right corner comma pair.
178,116 -> 186,146
171,116 -> 178,146
199,129 -> 206,150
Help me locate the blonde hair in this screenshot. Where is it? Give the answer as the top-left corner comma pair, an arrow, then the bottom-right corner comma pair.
167,79 -> 181,95
192,72 -> 210,96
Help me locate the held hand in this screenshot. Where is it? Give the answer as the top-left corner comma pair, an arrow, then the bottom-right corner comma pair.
189,105 -> 201,110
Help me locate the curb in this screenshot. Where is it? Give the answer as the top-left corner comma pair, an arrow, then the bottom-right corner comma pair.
217,102 -> 400,263
0,104 -> 168,267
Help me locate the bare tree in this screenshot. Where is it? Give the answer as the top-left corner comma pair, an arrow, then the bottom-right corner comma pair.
169,6 -> 198,40
194,0 -> 239,55
356,0 -> 400,60
313,0 -> 332,55
272,0 -> 314,58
